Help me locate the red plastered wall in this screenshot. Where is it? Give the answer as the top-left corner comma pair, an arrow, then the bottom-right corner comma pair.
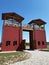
34,30 -> 47,49
2,25 -> 22,51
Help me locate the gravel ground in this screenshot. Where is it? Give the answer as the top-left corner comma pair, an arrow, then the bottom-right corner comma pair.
11,50 -> 49,65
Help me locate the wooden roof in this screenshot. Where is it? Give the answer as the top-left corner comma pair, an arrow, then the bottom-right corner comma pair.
28,19 -> 46,25
2,12 -> 24,22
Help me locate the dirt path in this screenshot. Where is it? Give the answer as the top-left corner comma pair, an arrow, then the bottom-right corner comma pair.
11,50 -> 49,65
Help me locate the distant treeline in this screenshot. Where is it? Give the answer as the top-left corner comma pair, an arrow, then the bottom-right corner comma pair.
26,42 -> 30,46
47,42 -> 49,45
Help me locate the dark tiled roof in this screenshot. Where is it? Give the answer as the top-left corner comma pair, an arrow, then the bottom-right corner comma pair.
28,19 -> 46,25
2,12 -> 24,22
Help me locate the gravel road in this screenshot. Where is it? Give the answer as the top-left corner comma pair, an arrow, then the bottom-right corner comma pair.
11,50 -> 49,65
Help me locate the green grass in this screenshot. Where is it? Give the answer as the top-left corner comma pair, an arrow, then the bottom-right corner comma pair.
0,51 -> 30,65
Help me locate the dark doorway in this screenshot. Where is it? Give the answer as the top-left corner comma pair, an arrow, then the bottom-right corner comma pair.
22,30 -> 35,50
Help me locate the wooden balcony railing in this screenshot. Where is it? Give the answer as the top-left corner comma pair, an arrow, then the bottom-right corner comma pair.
22,24 -> 44,31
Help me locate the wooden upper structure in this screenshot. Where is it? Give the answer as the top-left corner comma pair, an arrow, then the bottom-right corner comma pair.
2,12 -> 24,22
28,19 -> 46,26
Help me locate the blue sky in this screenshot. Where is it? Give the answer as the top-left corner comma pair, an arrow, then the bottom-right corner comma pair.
0,0 -> 49,42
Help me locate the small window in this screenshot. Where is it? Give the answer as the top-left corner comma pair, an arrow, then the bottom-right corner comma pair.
42,41 -> 44,45
38,41 -> 40,45
6,41 -> 10,46
13,41 -> 17,46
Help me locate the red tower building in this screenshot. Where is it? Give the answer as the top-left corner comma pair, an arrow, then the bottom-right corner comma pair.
2,13 -> 24,51
28,19 -> 47,49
